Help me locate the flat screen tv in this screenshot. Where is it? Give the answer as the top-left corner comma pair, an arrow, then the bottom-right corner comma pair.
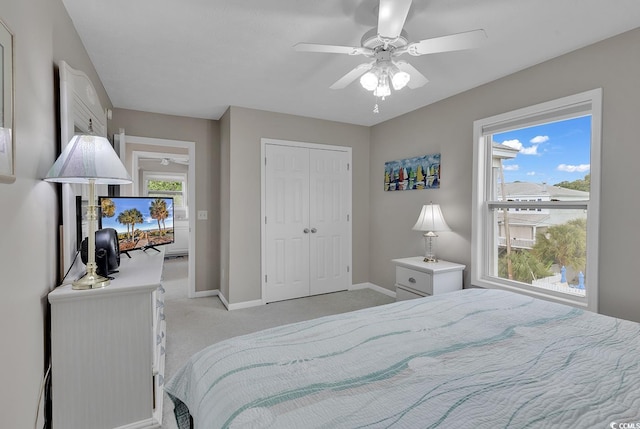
98,196 -> 174,254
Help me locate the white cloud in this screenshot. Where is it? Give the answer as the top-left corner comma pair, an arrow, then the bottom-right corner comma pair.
527,171 -> 536,176
503,164 -> 519,171
500,139 -> 538,155
557,164 -> 590,173
501,139 -> 522,150
530,135 -> 549,144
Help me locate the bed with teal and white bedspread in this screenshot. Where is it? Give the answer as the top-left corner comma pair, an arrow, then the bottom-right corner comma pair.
165,289 -> 640,428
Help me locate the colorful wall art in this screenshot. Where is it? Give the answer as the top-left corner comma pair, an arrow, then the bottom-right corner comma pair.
384,153 -> 441,191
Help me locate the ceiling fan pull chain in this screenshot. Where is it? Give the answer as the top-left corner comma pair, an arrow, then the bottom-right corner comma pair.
373,103 -> 379,114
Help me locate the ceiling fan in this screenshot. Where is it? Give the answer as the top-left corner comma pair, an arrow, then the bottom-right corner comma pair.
160,157 -> 189,166
140,157 -> 189,166
294,0 -> 486,99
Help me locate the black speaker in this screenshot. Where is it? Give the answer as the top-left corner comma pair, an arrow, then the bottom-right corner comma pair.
81,228 -> 121,276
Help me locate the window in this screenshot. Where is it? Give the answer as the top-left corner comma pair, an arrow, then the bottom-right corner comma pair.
143,172 -> 187,209
472,89 -> 601,311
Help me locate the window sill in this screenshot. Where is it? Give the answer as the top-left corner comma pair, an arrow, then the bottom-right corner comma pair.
472,277 -> 593,312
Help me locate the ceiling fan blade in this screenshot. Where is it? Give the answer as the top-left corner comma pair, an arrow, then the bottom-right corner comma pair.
407,29 -> 487,56
293,43 -> 370,56
330,63 -> 373,89
396,61 -> 428,89
378,0 -> 412,39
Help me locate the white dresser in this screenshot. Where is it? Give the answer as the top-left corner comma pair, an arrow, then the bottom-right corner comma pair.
392,257 -> 465,301
48,248 -> 166,429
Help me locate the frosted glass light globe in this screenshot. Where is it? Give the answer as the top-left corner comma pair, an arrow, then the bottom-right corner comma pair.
360,71 -> 378,91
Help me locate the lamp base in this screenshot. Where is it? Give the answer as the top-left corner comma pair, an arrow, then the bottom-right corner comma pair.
423,232 -> 438,263
72,272 -> 110,290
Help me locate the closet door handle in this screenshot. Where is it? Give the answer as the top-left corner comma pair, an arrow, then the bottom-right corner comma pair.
311,228 -> 317,233
303,228 -> 310,234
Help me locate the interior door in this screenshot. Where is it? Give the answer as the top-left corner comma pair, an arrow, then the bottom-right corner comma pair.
309,149 -> 350,295
264,144 -> 311,302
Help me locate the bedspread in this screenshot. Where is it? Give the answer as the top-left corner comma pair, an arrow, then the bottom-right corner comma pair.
165,288 -> 640,428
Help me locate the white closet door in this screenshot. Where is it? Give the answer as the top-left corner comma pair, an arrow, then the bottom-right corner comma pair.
309,149 -> 350,295
265,144 -> 311,302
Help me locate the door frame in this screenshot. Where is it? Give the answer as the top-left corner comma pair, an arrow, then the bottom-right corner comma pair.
260,138 -> 352,304
119,133 -> 197,298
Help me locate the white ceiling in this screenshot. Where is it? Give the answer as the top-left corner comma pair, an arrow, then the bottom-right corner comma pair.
62,0 -> 640,127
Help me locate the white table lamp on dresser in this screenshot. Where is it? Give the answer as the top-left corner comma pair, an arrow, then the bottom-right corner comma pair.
44,131 -> 132,289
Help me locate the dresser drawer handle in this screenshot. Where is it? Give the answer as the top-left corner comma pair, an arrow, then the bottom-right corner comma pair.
408,277 -> 416,284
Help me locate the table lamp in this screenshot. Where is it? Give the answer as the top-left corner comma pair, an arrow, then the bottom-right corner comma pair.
412,202 -> 450,262
45,134 -> 132,289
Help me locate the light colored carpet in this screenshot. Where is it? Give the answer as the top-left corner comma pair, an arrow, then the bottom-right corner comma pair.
160,256 -> 395,428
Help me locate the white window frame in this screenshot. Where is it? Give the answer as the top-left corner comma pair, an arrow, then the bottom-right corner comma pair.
142,171 -> 188,209
471,89 -> 602,312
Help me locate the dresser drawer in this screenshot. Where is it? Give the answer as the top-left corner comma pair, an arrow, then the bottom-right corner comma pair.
396,266 -> 433,295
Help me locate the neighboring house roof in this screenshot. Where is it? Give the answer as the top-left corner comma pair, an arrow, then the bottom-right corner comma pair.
492,143 -> 520,160
498,182 -> 589,200
496,182 -> 588,243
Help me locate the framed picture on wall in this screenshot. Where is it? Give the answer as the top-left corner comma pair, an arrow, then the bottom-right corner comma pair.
0,18 -> 14,183
384,153 -> 441,191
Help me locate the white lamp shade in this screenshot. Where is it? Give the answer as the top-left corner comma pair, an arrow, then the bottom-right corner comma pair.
44,135 -> 132,184
412,203 -> 450,232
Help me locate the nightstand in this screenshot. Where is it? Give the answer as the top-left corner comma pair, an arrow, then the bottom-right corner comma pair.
392,257 -> 465,301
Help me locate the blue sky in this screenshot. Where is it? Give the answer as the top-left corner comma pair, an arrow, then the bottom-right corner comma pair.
493,115 -> 591,185
100,197 -> 174,233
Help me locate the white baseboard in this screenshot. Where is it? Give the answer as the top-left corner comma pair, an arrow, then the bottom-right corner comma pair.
114,417 -> 159,429
227,299 -> 264,310
217,291 -> 229,309
350,282 -> 396,298
216,283 -> 396,311
217,291 -> 264,311
191,289 -> 218,299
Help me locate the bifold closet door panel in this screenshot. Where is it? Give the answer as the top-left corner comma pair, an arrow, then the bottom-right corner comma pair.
309,149 -> 350,296
264,144 -> 311,302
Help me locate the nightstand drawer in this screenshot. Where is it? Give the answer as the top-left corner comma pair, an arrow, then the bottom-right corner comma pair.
396,285 -> 429,301
396,266 -> 433,295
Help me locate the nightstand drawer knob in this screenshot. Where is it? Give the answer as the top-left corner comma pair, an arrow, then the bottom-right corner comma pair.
408,277 -> 416,284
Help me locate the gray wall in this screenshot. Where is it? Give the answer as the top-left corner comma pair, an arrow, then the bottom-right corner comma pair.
0,0 -> 110,426
370,27 -> 640,323
222,106 -> 370,304
109,109 -> 219,292
219,109 -> 231,300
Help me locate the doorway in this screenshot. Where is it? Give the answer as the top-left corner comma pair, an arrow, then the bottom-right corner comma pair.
117,132 -> 197,298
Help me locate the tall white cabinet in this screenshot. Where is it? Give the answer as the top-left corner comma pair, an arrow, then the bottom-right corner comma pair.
48,249 -> 166,429
262,139 -> 352,303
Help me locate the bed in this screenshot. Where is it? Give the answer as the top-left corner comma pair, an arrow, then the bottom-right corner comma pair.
165,288 -> 640,428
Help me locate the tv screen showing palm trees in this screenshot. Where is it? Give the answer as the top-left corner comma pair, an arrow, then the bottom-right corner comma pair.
98,196 -> 174,253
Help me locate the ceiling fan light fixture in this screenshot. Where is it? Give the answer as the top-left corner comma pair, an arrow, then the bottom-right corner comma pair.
360,71 -> 379,91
